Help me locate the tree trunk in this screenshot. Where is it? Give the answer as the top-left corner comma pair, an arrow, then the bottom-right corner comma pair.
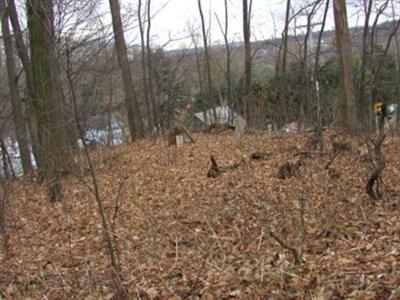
224,0 -> 232,109
7,0 -> 39,165
138,0 -> 152,134
107,66 -> 114,146
242,0 -> 252,122
109,0 -> 144,140
27,0 -> 72,200
357,0 -> 373,131
276,0 -> 291,126
370,1 -> 389,55
301,1 -> 319,126
333,0 -> 359,132
190,31 -> 207,126
281,0 -> 291,78
369,0 -> 389,123
197,0 -> 214,117
7,0 -> 35,98
215,0 -> 233,117
146,0 -> 158,134
314,0 -> 330,145
394,1 -> 400,129
0,0 -> 33,174
358,0 -> 373,131
0,138 -> 10,180
191,33 -> 204,95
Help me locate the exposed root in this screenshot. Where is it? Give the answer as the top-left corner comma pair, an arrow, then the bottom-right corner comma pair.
366,133 -> 386,199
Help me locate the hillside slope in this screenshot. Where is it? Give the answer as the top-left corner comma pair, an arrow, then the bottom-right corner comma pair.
1,131 -> 400,299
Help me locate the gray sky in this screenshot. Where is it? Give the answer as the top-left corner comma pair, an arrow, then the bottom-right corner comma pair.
147,0 -> 288,47
116,0 -> 397,49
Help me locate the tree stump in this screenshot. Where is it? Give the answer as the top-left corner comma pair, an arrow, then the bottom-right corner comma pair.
207,156 -> 222,178
277,158 -> 303,179
207,156 -> 242,178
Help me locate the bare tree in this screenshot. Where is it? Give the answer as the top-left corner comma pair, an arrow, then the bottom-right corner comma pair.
27,0 -> 74,201
275,0 -> 291,127
278,0 -> 291,78
314,0 -> 330,146
333,0 -> 359,132
7,0 -> 39,163
64,41 -> 126,296
138,0 -> 152,133
357,0 -> 373,129
300,0 -> 322,125
109,0 -> 144,140
215,0 -> 234,122
146,0 -> 158,134
197,0 -> 214,117
370,1 -> 389,53
372,18 -> 400,105
242,0 -> 252,122
0,0 -> 33,173
187,23 -> 208,125
392,0 -> 400,129
0,137 -> 14,180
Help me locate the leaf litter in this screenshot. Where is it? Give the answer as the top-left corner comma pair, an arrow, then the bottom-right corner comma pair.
0,131 -> 399,299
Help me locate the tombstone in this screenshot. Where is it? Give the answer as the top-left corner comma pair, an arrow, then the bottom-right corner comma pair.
175,135 -> 184,146
234,115 -> 247,146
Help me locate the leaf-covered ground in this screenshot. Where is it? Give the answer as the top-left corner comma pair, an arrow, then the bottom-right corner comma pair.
1,131 -> 400,299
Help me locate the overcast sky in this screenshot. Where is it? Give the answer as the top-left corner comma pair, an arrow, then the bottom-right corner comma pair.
115,0 -> 396,49
145,0 -> 288,47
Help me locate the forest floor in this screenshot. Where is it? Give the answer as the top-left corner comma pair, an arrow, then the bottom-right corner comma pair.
0,130 -> 400,299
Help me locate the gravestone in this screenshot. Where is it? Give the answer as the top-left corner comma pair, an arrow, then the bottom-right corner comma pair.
175,135 -> 184,146
234,115 -> 247,146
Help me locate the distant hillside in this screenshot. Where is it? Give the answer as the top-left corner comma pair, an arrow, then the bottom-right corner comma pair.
166,20 -> 399,75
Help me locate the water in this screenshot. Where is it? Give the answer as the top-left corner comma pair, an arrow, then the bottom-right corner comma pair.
1,127 -> 126,177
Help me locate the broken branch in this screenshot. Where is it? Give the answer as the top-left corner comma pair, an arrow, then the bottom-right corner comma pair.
269,230 -> 304,265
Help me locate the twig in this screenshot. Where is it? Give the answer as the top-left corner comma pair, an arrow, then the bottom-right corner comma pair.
316,220 -> 333,239
182,126 -> 196,143
0,286 -> 12,300
293,150 -> 326,157
269,230 -> 304,265
324,153 -> 338,169
257,228 -> 264,253
46,261 -> 68,287
111,266 -> 129,299
111,176 -> 129,233
157,274 -> 179,297
67,54 -> 122,288
299,197 -> 307,241
183,253 -> 209,298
